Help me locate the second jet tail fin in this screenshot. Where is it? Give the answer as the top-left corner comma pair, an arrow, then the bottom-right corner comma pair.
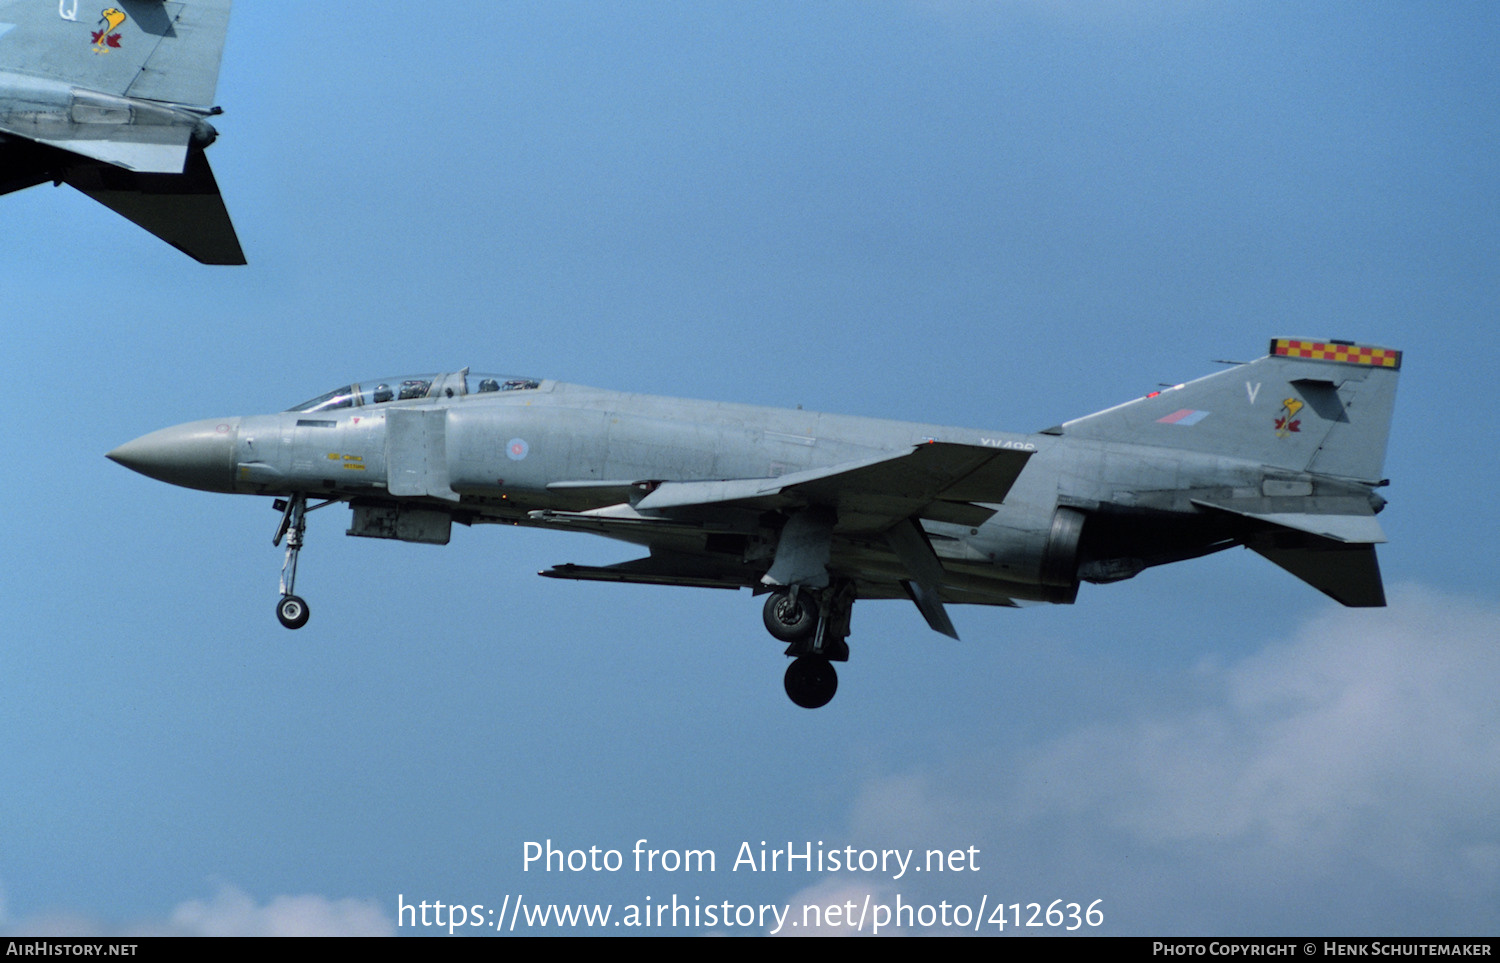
0,1 -> 242,262
4,1 -> 233,106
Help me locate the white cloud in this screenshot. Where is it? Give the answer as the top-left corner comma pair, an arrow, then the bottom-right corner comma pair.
0,883 -> 393,937
1018,586 -> 1500,866
773,877 -> 900,937
838,585 -> 1500,933
169,884 -> 394,937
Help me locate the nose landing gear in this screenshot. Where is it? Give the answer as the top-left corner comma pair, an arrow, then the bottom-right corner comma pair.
273,494 -> 309,629
271,494 -> 336,630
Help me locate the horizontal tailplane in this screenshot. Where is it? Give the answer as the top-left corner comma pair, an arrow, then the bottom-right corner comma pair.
61,146 -> 244,264
1247,536 -> 1386,607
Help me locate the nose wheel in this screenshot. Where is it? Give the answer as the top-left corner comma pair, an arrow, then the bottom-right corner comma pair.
277,594 -> 310,629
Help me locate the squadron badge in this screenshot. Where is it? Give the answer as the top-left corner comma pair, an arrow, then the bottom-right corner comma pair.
91,7 -> 124,52
1274,397 -> 1303,437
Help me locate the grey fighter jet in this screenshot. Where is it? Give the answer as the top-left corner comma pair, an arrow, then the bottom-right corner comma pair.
0,0 -> 242,264
109,339 -> 1402,708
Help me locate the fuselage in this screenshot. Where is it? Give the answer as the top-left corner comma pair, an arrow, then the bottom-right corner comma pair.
0,71 -> 218,171
105,343 -> 1400,707
109,371 -> 1314,607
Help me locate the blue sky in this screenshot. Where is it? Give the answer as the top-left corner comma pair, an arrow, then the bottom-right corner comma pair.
2,0 -> 1497,936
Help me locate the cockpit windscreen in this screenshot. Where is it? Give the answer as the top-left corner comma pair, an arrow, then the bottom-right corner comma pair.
287,372 -> 540,413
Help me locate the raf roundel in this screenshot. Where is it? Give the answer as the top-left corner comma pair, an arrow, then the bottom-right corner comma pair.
506,438 -> 530,461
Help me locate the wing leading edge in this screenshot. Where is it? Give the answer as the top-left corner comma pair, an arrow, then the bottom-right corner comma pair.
630,440 -> 1030,529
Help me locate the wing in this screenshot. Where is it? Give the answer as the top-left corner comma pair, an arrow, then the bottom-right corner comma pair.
622,440 -> 1025,529
537,441 -> 1029,534
534,442 -> 1033,634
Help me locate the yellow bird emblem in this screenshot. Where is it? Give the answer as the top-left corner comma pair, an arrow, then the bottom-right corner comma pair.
1274,397 -> 1304,437
91,8 -> 126,53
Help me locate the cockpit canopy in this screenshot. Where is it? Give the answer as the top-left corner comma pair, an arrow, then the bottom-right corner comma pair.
287,369 -> 541,413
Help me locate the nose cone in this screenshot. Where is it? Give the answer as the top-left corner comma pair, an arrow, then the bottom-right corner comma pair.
108,418 -> 240,493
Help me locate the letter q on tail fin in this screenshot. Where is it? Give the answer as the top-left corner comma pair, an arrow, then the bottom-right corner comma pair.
1062,338 -> 1402,607
0,0 -> 243,263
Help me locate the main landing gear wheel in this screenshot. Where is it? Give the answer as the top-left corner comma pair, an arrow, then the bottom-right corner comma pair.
763,589 -> 816,643
784,656 -> 837,709
277,594 -> 310,630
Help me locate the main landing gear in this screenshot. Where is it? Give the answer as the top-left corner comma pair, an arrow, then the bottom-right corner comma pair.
762,583 -> 853,709
783,656 -> 837,710
271,493 -> 335,630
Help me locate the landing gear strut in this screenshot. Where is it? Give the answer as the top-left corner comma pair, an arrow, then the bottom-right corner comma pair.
272,494 -> 322,629
763,582 -> 854,708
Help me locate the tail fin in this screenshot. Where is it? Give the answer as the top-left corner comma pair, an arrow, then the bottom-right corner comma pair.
1059,338 -> 1401,483
1064,338 -> 1402,607
0,1 -> 241,262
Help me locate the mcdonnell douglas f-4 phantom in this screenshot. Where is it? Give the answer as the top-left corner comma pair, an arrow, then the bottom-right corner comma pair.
109,339 -> 1401,708
0,0 -> 242,263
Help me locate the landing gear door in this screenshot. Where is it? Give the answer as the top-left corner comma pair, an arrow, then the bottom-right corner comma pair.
386,408 -> 459,501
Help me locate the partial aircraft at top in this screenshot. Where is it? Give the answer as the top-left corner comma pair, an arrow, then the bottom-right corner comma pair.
108,339 -> 1402,708
0,0 -> 242,263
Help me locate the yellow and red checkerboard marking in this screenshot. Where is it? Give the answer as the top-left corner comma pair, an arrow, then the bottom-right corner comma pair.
1271,338 -> 1402,369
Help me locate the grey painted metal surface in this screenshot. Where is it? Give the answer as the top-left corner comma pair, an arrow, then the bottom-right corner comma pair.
108,339 -> 1403,707
0,0 -> 242,263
